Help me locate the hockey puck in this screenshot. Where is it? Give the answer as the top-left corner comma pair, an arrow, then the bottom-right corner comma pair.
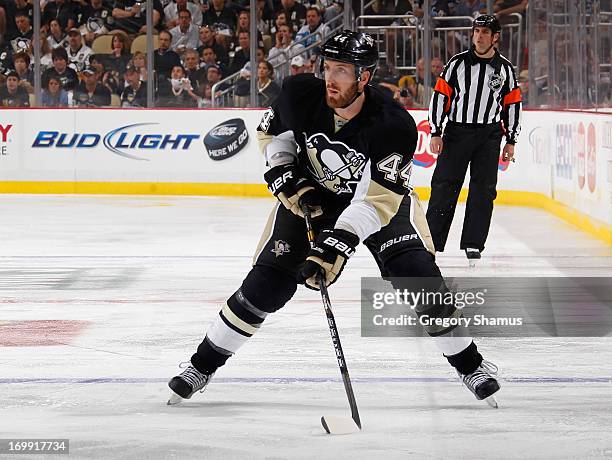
203,118 -> 249,161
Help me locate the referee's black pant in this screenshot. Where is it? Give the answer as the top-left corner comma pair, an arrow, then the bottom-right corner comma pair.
426,122 -> 503,252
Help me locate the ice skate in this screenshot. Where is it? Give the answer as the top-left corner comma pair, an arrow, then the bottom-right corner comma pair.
167,363 -> 215,405
465,248 -> 481,268
458,360 -> 500,408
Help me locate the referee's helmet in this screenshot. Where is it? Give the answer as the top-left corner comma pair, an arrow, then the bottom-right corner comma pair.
472,14 -> 502,35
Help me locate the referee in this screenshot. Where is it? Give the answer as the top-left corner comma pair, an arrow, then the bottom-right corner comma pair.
426,15 -> 522,263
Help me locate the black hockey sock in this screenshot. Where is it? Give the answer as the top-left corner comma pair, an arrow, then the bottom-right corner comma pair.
191,289 -> 268,374
444,341 -> 483,375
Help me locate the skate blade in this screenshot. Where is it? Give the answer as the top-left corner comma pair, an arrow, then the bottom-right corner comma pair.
167,392 -> 183,406
468,259 -> 478,268
485,395 -> 498,408
321,416 -> 361,435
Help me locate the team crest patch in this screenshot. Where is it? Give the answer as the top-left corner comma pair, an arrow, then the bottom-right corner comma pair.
271,240 -> 291,257
304,133 -> 366,194
488,73 -> 504,92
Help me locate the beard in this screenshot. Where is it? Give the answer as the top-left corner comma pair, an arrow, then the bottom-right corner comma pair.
325,82 -> 359,109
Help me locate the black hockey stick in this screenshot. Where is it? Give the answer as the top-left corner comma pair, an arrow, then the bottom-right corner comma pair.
302,204 -> 362,435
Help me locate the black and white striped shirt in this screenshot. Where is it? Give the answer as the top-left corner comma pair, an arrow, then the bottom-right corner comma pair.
428,49 -> 522,144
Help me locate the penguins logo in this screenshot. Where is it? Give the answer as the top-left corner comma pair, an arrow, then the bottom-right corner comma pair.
304,133 -> 366,194
488,73 -> 505,92
271,240 -> 291,258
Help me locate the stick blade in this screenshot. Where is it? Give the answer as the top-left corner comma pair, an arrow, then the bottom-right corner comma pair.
321,416 -> 361,435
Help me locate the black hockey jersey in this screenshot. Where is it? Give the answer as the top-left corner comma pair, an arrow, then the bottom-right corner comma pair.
257,73 -> 417,235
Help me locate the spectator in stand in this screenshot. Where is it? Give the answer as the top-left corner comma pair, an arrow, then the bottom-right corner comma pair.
431,56 -> 444,84
43,46 -> 79,91
414,57 -> 427,91
257,0 -> 274,25
256,60 -> 279,106
267,23 -> 303,79
170,9 -> 200,53
80,0 -> 116,46
197,25 -> 228,66
3,0 -> 34,41
200,45 -> 228,76
398,74 -> 424,107
10,12 -> 33,54
295,6 -> 330,55
0,4 -> 6,39
112,0 -> 163,34
201,0 -> 237,45
131,50 -> 148,81
204,63 -> 222,87
183,48 -> 205,88
289,54 -> 305,75
231,9 -> 265,60
154,29 -> 181,78
42,75 -> 69,106
38,34 -> 54,69
316,0 -> 342,28
90,53 -> 121,95
15,0 -> 33,22
156,63 -> 199,106
0,37 -> 14,74
66,28 -> 92,72
232,44 -> 266,93
47,19 -> 68,50
12,51 -> 33,93
235,10 -> 264,46
199,81 -> 213,107
228,30 -> 250,74
269,10 -> 291,36
106,33 -> 132,76
398,83 -> 416,107
165,0 -> 202,28
121,65 -> 147,106
43,0 -> 77,31
279,0 -> 306,34
0,69 -> 29,106
256,0 -> 270,35
73,65 -> 112,106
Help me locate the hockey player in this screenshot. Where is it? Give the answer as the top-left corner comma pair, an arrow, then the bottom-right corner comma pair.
168,30 -> 500,408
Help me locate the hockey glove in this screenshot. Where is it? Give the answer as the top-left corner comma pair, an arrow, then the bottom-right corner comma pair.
297,229 -> 359,290
264,164 -> 323,218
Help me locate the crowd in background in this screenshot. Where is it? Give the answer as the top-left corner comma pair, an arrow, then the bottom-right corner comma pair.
0,0 -> 608,108
0,0 -> 341,107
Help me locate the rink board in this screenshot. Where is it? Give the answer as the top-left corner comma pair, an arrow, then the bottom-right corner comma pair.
0,108 -> 610,243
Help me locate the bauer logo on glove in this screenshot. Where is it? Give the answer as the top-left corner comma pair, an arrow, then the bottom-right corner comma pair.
297,228 -> 359,290
267,169 -> 294,195
264,164 -> 323,218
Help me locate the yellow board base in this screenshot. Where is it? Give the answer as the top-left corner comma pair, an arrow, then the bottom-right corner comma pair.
0,182 -> 610,245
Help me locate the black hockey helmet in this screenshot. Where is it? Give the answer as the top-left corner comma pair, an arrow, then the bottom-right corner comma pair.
317,30 -> 379,83
472,14 -> 501,35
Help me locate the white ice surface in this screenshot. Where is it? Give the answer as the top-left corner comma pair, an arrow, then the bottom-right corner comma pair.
0,195 -> 611,459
